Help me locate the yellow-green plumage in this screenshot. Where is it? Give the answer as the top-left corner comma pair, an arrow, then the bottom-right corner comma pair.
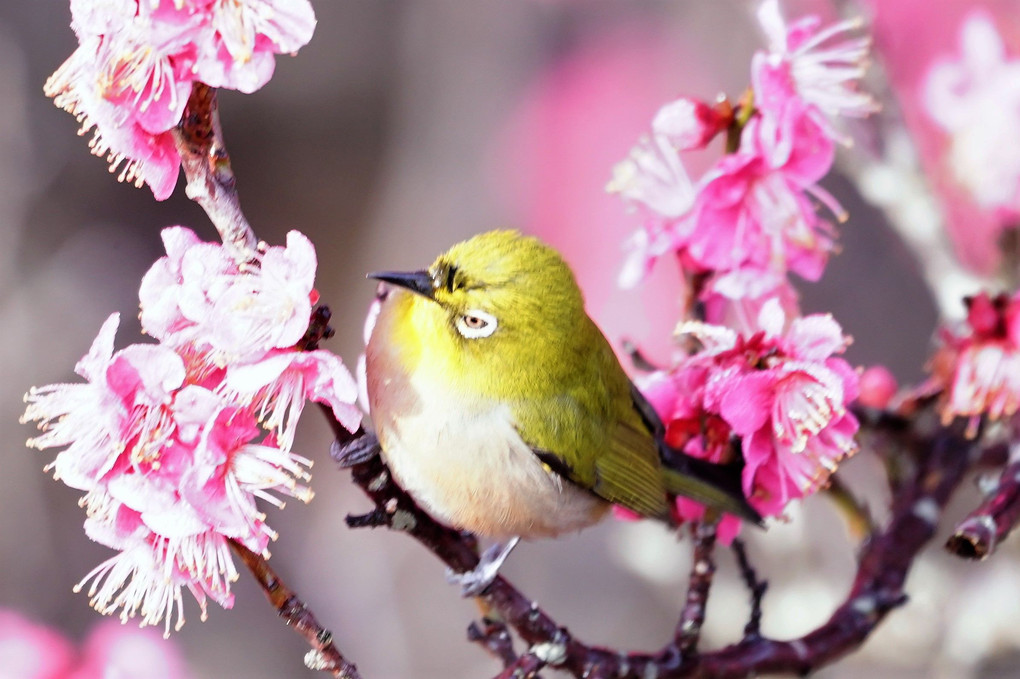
365,230 -> 754,542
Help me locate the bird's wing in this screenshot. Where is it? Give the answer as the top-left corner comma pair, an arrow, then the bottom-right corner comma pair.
517,390 -> 673,523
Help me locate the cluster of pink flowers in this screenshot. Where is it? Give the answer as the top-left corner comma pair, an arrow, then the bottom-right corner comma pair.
609,0 -> 874,323
931,291 -> 1020,437
0,608 -> 192,679
22,227 -> 360,635
611,1 -> 873,528
922,11 -> 1020,220
637,300 -> 859,538
44,0 -> 316,200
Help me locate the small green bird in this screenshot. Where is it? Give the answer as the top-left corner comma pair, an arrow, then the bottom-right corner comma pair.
364,230 -> 758,590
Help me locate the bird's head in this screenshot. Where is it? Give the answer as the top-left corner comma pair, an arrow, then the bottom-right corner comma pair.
368,230 -> 589,388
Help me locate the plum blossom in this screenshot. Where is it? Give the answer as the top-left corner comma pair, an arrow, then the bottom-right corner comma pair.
22,229 -> 360,633
636,299 -> 859,523
609,1 -> 870,297
931,291 -> 1020,435
756,0 -> 877,125
45,0 -> 316,199
141,227 -> 317,364
922,11 -> 1020,217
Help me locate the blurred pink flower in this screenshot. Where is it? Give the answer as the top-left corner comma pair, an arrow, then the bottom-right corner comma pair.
922,11 -> 1020,218
0,610 -> 75,679
45,0 -> 316,199
857,365 -> 898,409
70,619 -> 192,679
933,291 -> 1020,434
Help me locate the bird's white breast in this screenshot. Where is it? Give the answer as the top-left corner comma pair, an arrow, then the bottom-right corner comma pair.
366,315 -> 606,539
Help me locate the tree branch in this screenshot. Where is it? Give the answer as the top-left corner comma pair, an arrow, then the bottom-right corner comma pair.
326,406 -> 977,678
229,540 -> 361,679
174,83 -> 259,263
946,456 -> 1020,559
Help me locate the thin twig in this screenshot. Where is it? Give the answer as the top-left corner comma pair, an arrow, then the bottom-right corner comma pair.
493,653 -> 545,679
468,618 -> 518,668
174,83 -> 259,262
730,539 -> 767,640
229,539 -> 361,679
675,521 -> 718,654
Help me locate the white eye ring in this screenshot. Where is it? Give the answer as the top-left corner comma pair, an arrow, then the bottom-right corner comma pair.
456,309 -> 498,339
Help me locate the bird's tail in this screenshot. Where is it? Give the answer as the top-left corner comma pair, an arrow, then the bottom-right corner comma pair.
659,456 -> 763,526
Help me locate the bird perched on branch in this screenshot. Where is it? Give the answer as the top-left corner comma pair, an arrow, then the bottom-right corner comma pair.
363,230 -> 760,593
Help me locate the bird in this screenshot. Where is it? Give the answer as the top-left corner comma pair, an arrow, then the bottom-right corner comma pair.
362,230 -> 759,593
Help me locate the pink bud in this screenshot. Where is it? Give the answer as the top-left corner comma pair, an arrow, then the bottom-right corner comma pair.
857,365 -> 898,409
651,97 -> 728,151
966,291 -> 1000,337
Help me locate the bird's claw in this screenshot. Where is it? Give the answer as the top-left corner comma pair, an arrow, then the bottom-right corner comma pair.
445,538 -> 520,597
331,433 -> 381,468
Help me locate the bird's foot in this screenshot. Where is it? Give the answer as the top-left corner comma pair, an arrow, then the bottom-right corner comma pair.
331,432 -> 381,468
446,537 -> 520,597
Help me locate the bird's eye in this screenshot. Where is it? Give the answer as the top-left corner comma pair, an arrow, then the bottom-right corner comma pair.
456,309 -> 498,339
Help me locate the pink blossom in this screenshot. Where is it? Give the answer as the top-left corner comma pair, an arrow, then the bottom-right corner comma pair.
933,291 -> 1020,434
756,0 -> 877,125
700,266 -> 801,334
44,36 -> 183,200
141,228 -> 320,364
196,0 -> 317,94
645,300 -> 859,519
22,314 -> 185,492
683,146 -> 834,283
921,11 -> 1020,217
45,0 -> 316,199
222,349 -> 362,451
23,290 -> 357,632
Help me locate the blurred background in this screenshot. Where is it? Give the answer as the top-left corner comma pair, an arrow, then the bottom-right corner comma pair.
2,0 -> 1019,677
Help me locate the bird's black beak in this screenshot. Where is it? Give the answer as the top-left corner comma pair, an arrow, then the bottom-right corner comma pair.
367,270 -> 435,300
